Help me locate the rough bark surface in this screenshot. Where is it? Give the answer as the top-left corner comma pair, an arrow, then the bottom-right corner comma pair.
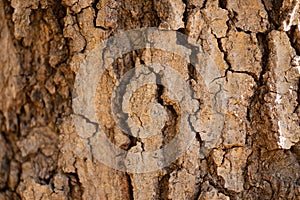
0,0 -> 300,199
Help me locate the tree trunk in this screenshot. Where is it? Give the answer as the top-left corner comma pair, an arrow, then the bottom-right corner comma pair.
0,0 -> 300,199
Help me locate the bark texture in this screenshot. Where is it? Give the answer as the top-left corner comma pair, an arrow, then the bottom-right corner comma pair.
0,0 -> 300,199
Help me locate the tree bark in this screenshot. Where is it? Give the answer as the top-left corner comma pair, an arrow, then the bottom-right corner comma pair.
0,0 -> 300,199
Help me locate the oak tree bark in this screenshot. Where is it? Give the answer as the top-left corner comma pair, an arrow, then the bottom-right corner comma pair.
0,0 -> 300,199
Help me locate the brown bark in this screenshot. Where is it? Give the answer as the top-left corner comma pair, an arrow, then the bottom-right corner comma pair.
0,0 -> 300,199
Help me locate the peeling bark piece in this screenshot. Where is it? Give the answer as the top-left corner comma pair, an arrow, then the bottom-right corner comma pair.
154,0 -> 185,30
188,32 -> 253,150
227,0 -> 269,32
202,0 -> 228,38
221,31 -> 262,78
186,4 -> 228,39
215,147 -> 252,192
263,31 -> 300,149
76,7 -> 106,50
222,72 -> 256,147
